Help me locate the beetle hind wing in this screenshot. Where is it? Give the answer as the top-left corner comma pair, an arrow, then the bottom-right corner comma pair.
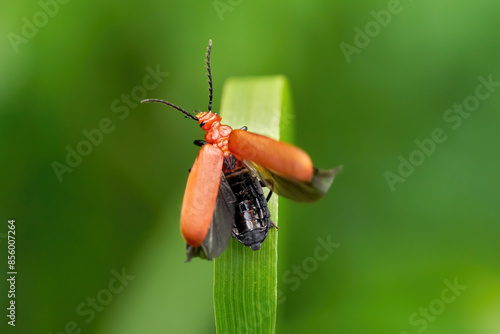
246,161 -> 342,203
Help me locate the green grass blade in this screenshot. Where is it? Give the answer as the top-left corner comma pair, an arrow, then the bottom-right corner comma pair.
214,76 -> 293,334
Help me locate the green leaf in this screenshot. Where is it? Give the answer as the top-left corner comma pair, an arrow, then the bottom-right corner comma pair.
214,76 -> 293,334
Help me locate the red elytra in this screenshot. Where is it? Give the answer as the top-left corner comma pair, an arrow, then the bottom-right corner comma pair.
180,144 -> 223,247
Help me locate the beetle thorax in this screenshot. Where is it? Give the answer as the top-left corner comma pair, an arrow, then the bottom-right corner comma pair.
197,112 -> 232,153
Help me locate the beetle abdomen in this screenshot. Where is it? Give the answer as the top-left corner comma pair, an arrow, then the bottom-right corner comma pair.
224,165 -> 272,251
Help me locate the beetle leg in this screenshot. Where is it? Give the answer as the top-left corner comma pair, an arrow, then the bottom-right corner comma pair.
223,154 -> 236,170
194,139 -> 208,147
266,190 -> 273,202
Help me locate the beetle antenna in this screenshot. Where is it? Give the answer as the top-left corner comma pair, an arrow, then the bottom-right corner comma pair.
205,39 -> 213,112
141,99 -> 199,121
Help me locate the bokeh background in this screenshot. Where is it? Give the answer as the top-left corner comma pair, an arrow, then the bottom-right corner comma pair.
2,1 -> 500,333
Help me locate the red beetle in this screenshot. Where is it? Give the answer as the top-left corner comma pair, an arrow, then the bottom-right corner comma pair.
142,40 -> 341,261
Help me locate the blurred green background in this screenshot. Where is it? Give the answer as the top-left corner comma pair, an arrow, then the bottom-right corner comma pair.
2,0 -> 500,333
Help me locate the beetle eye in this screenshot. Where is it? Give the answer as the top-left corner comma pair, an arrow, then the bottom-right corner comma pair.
200,121 -> 206,127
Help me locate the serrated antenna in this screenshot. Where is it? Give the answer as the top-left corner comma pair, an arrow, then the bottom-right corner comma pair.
205,39 -> 213,112
141,99 -> 199,121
